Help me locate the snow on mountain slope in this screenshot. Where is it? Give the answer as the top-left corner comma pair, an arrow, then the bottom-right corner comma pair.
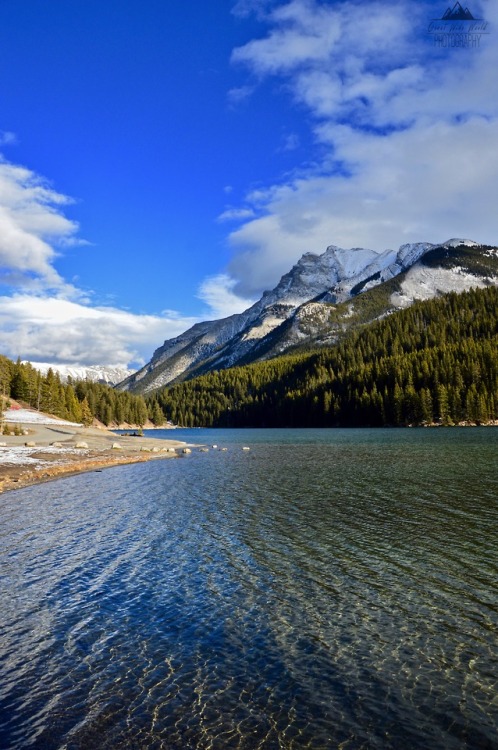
321,239 -> 480,303
391,265 -> 491,309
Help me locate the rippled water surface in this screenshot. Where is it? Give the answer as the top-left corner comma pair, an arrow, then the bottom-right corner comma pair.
1,428 -> 497,749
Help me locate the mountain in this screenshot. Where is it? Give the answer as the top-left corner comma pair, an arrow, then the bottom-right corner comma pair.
118,239 -> 498,395
28,362 -> 133,386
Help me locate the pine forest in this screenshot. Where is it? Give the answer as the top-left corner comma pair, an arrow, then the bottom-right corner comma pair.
152,286 -> 498,428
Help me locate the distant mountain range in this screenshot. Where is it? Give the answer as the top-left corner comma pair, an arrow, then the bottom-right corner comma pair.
28,362 -> 133,386
118,239 -> 498,395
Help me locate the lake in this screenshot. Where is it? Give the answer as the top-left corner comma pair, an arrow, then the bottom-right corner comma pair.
0,428 -> 497,749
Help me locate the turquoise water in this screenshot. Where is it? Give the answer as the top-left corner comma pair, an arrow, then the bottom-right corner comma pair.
0,428 -> 497,749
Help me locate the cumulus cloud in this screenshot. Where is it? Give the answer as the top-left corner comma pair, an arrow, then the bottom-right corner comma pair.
225,0 -> 498,297
0,158 -> 82,296
0,294 -> 199,368
232,0 -> 344,74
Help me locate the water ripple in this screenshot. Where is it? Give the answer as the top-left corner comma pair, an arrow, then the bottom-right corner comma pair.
0,428 -> 497,749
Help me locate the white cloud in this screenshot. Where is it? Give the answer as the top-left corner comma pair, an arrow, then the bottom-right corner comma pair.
217,207 -> 256,222
231,0 -> 277,20
197,274 -> 255,319
224,0 -> 498,297
232,0 -> 342,73
0,158 -> 82,296
0,131 -> 17,146
279,132 -> 300,151
232,1 -> 413,76
0,294 -> 199,368
227,84 -> 255,106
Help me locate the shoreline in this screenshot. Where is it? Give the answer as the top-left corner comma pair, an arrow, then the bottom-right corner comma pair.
0,450 -> 183,494
0,417 -> 189,494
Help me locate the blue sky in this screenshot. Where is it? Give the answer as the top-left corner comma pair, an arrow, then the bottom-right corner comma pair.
0,0 -> 497,369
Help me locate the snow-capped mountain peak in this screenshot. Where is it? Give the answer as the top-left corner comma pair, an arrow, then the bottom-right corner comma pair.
442,238 -> 479,248
323,244 -> 379,278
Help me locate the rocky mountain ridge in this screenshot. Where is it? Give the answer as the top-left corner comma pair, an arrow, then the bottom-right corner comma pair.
118,238 -> 498,394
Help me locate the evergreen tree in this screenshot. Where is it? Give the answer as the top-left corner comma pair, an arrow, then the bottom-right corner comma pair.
10,358 -> 29,402
150,400 -> 165,426
79,397 -> 93,426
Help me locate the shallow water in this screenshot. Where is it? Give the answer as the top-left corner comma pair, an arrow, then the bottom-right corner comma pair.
1,428 -> 497,749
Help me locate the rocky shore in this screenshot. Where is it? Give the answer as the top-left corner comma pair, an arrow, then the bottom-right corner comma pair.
0,411 -> 188,494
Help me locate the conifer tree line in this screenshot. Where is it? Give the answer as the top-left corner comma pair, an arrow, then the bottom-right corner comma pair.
152,286 -> 498,428
0,358 -> 161,427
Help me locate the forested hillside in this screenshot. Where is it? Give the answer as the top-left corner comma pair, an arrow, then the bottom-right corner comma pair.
0,358 -> 164,427
151,286 -> 498,428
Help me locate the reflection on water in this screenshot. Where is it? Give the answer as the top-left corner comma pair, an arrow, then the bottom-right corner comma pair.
0,428 -> 497,749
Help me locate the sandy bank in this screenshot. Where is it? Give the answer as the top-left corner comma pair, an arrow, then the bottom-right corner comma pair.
0,418 -> 188,494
